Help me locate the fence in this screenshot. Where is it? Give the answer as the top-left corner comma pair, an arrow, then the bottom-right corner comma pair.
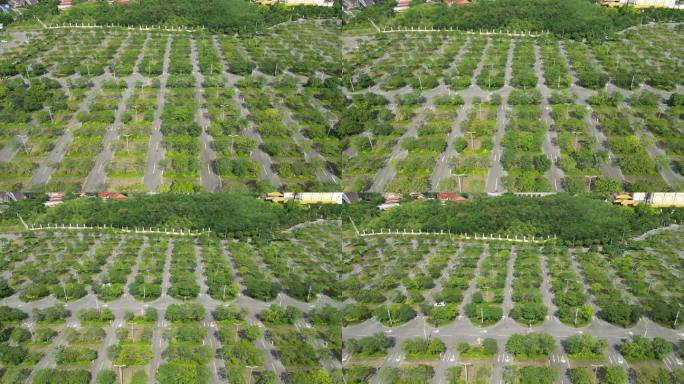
368,20 -> 546,37
358,228 -> 555,243
26,223 -> 210,237
379,26 -> 546,37
45,23 -> 207,33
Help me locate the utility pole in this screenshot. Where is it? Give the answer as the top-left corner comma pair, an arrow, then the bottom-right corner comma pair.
585,175 -> 598,193
458,362 -> 473,384
246,365 -> 259,384
590,364 -> 604,384
227,134 -> 239,153
386,306 -> 393,327
466,131 -> 475,150
113,364 -> 126,384
454,174 -> 465,193
17,134 -> 30,156
60,280 -> 68,302
220,104 -> 228,120
674,303 -> 682,328
122,134 -> 131,154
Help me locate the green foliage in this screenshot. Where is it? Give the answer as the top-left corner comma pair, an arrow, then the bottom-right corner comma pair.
457,338 -> 498,357
33,193 -> 317,239
368,195 -> 665,244
400,337 -> 446,358
618,336 -> 672,361
156,360 -> 210,384
55,346 -> 97,364
50,0 -> 339,34
259,305 -> 302,325
373,303 -> 416,326
600,366 -> 628,384
0,306 -> 27,322
427,303 -> 459,326
380,364 -> 434,384
0,343 -> 29,365
33,369 -> 91,384
565,334 -> 608,359
165,303 -> 206,323
511,366 -> 559,384
95,370 -> 116,384
32,305 -> 69,323
367,0 -> 684,40
78,308 -> 115,323
345,366 -> 376,384
506,333 -> 556,358
667,93 -> 684,107
212,304 -> 246,323
569,368 -> 593,384
601,302 -> 642,327
347,333 -> 392,357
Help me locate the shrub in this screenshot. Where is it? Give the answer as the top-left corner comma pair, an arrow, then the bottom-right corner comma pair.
618,336 -> 672,361
506,333 -> 556,358
95,370 -> 116,384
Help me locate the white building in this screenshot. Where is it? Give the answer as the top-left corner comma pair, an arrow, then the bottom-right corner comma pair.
603,0 -> 680,7
297,192 -> 350,205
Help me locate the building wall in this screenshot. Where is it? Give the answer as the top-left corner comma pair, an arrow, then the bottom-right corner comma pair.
628,0 -> 677,7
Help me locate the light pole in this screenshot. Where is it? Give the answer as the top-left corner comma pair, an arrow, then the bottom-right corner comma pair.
571,130 -> 579,150
458,362 -> 473,384
220,104 -> 228,120
674,303 -> 682,328
246,365 -> 259,384
122,134 -> 131,154
585,175 -> 598,193
113,364 -> 126,384
386,306 -> 393,327
453,174 -> 465,193
17,134 -> 30,156
60,280 -> 68,302
466,131 -> 475,150
590,364 -> 604,384
227,134 -> 239,153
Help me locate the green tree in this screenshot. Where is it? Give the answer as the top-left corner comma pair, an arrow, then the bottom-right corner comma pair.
600,366 -> 627,384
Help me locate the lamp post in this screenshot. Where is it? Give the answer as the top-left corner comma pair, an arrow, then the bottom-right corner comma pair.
585,175 -> 598,193
17,134 -> 30,156
590,364 -> 604,384
113,364 -> 126,384
453,174 -> 465,193
458,362 -> 473,384
122,134 -> 131,154
227,134 -> 239,153
466,131 -> 475,150
246,365 -> 259,384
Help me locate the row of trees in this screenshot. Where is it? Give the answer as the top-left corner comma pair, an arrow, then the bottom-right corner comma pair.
14,0 -> 339,34
367,194 -> 678,244
359,0 -> 684,40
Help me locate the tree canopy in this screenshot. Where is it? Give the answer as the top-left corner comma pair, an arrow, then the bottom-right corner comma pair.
354,0 -> 684,40
367,194 -> 670,244
13,0 -> 339,33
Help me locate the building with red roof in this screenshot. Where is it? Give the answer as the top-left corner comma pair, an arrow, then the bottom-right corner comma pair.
437,192 -> 465,203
